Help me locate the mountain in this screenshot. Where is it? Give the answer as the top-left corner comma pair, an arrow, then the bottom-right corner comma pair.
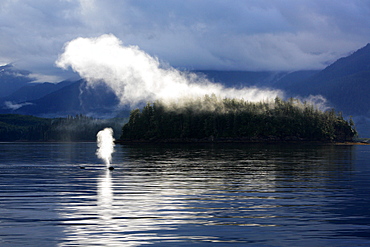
1,80 -> 75,103
269,70 -> 320,89
5,80 -> 122,118
283,43 -> 370,116
303,43 -> 370,87
195,70 -> 288,87
0,64 -> 33,97
195,70 -> 320,89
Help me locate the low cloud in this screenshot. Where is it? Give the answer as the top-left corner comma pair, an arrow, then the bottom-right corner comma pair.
297,95 -> 330,112
28,73 -> 62,83
56,34 -> 283,107
4,101 -> 33,110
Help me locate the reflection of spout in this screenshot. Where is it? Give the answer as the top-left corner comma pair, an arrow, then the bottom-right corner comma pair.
98,170 -> 113,220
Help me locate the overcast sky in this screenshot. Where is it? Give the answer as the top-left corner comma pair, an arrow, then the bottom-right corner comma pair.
1,0 -> 370,82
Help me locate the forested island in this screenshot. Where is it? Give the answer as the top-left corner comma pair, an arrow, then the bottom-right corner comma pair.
120,96 -> 357,143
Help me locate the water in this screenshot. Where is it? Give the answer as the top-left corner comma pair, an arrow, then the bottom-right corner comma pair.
0,142 -> 370,246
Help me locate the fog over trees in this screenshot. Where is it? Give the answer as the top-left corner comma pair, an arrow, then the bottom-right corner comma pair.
121,95 -> 356,142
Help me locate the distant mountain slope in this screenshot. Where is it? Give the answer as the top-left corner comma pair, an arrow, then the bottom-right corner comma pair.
7,80 -> 121,117
271,70 -> 319,90
308,43 -> 370,86
0,64 -> 33,97
195,70 -> 287,87
285,43 -> 370,116
1,80 -> 75,103
195,70 -> 319,89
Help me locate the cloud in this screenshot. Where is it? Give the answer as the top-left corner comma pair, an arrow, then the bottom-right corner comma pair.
299,95 -> 330,112
28,73 -> 63,83
56,34 -> 283,107
1,0 -> 370,78
120,0 -> 370,71
4,101 -> 33,110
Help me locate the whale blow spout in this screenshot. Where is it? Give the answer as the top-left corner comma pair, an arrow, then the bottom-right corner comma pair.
96,128 -> 115,168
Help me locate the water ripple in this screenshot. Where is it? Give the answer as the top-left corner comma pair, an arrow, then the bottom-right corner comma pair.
1,143 -> 370,246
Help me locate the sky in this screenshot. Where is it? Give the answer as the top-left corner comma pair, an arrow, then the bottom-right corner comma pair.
1,0 -> 370,82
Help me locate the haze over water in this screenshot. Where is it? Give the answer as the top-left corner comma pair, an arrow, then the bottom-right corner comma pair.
0,142 -> 370,246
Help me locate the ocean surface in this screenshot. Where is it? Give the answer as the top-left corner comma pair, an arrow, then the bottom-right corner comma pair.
0,142 -> 370,246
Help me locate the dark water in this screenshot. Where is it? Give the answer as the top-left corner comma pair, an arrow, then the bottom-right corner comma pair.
0,142 -> 370,246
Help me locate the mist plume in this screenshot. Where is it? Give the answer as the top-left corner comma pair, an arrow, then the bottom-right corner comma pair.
96,128 -> 115,168
56,34 -> 283,108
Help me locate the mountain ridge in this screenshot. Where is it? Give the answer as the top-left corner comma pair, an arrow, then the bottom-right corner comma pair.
0,64 -> 33,97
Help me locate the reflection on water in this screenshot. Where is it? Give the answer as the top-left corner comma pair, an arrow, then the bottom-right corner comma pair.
0,143 -> 370,246
98,171 -> 113,221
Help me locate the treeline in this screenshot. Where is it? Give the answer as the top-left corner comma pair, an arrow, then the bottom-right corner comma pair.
0,114 -> 124,141
120,96 -> 357,142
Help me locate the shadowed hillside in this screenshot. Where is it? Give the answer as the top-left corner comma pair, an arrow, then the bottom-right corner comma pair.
284,43 -> 370,116
0,114 -> 124,141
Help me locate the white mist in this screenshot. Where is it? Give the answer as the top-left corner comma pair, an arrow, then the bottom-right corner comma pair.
56,34 -> 283,108
96,128 -> 115,169
56,34 -> 329,113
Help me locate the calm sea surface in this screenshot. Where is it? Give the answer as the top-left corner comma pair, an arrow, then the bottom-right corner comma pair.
0,142 -> 370,246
